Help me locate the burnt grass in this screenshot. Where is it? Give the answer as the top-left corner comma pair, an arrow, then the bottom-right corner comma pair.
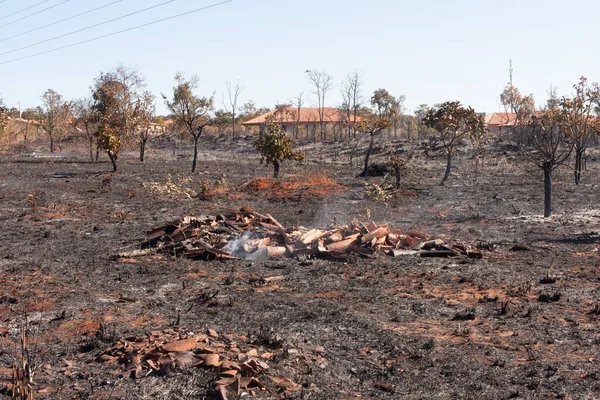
1,137 -> 600,399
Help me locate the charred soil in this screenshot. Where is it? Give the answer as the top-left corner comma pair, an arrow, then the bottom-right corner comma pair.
0,139 -> 599,399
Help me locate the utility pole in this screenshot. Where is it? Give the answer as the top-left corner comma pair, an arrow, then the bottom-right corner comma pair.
509,59 -> 513,87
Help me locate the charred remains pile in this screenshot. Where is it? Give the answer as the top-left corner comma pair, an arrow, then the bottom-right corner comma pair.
116,208 -> 483,261
96,327 -> 303,398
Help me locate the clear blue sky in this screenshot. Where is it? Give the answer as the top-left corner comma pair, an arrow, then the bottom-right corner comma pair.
0,0 -> 598,116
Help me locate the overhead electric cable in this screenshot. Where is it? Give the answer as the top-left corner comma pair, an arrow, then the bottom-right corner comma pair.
0,0 -> 233,65
0,0 -> 52,21
0,0 -> 70,29
0,0 -> 178,56
0,0 -> 124,42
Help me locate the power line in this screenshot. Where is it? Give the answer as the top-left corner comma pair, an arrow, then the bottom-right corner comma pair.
0,0 -> 52,21
0,0 -> 179,57
0,0 -> 70,29
0,0 -> 124,42
0,0 -> 233,65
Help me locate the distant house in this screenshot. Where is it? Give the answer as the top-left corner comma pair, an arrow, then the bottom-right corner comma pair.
3,117 -> 43,145
485,112 -> 518,135
242,107 -> 361,140
485,112 -> 544,135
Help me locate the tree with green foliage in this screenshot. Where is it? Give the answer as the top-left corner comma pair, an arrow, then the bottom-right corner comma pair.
163,73 -> 214,172
254,116 -> 304,178
92,80 -> 127,171
423,101 -> 487,186
91,66 -> 148,171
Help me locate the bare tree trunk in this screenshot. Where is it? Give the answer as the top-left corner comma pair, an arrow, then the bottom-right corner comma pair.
440,153 -> 452,186
23,124 -> 29,149
192,135 -> 199,173
226,80 -> 243,139
95,148 -> 99,162
544,161 -> 552,217
394,166 -> 401,189
89,137 -> 94,162
320,121 -> 324,142
108,152 -> 118,172
362,133 -> 376,176
232,111 -> 236,139
273,159 -> 280,178
347,108 -> 352,140
574,147 -> 583,185
353,108 -> 358,139
50,136 -> 54,153
139,138 -> 147,162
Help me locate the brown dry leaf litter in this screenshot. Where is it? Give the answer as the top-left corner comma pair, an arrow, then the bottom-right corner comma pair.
116,207 -> 484,261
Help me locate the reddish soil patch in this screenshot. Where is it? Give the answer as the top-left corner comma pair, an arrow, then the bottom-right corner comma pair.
244,173 -> 344,200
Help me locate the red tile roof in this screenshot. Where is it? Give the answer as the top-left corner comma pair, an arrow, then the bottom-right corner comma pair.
485,112 -> 517,126
485,111 -> 545,127
242,107 -> 361,125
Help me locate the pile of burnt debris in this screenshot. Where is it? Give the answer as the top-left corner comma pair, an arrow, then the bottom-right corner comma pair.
116,207 -> 483,261
97,327 -> 306,399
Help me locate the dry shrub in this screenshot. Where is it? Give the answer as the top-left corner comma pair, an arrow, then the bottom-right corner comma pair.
244,173 -> 343,200
143,174 -> 197,199
364,182 -> 394,202
363,172 -> 418,203
199,175 -> 229,200
26,194 -> 36,209
12,325 -> 34,400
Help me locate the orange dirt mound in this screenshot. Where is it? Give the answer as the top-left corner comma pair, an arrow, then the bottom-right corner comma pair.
245,174 -> 344,200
